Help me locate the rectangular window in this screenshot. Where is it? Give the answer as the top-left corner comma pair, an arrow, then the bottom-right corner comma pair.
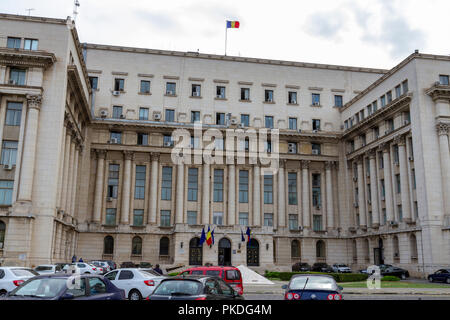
213,212 -> 224,225
187,168 -> 198,201
398,205 -> 403,221
402,80 -> 408,94
312,174 -> 321,208
395,85 -> 402,98
107,164 -> 120,198
9,68 -> 26,85
288,142 -> 297,154
112,106 -> 123,119
239,212 -> 249,226
360,110 -> 365,120
0,180 -> 14,205
312,93 -> 320,105
114,79 -> 124,91
7,37 -> 21,49
264,90 -> 274,102
334,95 -> 343,107
241,114 -> 250,127
265,116 -> 274,129
289,118 -> 297,130
312,119 -> 321,131
241,88 -> 250,101
265,141 -> 272,153
1,140 -> 18,166
288,172 -> 298,205
215,138 -> 224,150
166,82 -> 176,95
374,126 -> 380,139
239,170 -> 249,203
191,111 -> 201,123
264,213 -> 273,227
380,95 -> 386,107
372,101 -> 378,113
192,84 -> 201,97
133,209 -> 144,226
163,135 -> 173,147
216,113 -> 225,125
289,214 -> 298,230
140,80 -> 151,94
187,211 -> 197,225
165,109 -> 175,122
160,210 -> 171,227
412,169 -> 416,189
264,174 -> 273,204
311,143 -> 321,155
379,151 -> 384,169
288,91 -> 297,104
386,91 -> 393,103
105,208 -> 117,226
313,215 -> 323,231
5,102 -> 22,126
393,145 -> 399,164
139,108 -> 149,120
137,133 -> 148,146
382,208 -> 387,225
213,169 -> 224,202
216,86 -> 226,99
161,167 -> 173,200
134,165 -> 146,199
367,105 -> 372,116
381,179 -> 385,198
439,75 -> 449,85
110,131 -> 122,144
23,39 -> 38,50
414,202 -> 418,219
89,77 -> 98,90
395,174 -> 401,194
386,119 -> 394,132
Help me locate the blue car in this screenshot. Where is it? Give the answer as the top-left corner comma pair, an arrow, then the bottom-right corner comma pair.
427,269 -> 450,284
2,273 -> 125,300
282,274 -> 343,301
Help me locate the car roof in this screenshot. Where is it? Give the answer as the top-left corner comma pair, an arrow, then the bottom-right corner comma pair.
184,266 -> 239,271
0,266 -> 34,269
165,274 -> 216,281
32,273 -> 102,279
290,274 -> 336,280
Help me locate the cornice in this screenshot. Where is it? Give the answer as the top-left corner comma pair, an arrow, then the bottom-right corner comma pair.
0,48 -> 56,69
425,83 -> 450,102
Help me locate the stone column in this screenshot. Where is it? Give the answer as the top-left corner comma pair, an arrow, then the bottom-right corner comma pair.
70,145 -> 81,217
325,161 -> 334,230
202,163 -> 210,224
148,153 -> 159,224
92,150 -> 106,222
17,95 -> 42,201
437,124 -> 450,218
175,163 -> 185,224
60,127 -> 72,212
368,150 -> 380,227
65,137 -> 76,215
396,136 -> 412,222
356,156 -> 367,227
253,164 -> 261,226
120,151 -> 133,224
56,119 -> 67,209
301,160 -> 311,228
227,157 -> 236,226
380,144 -> 394,223
277,160 -> 286,228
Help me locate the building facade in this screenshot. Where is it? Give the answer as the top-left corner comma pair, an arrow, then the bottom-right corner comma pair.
0,14 -> 449,277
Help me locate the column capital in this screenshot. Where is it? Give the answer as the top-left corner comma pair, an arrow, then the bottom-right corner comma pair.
301,160 -> 311,169
150,152 -> 160,162
365,149 -> 377,159
436,123 -> 449,136
379,143 -> 391,153
95,149 -> 107,159
226,156 -> 235,165
393,135 -> 406,146
279,159 -> 287,168
26,94 -> 42,110
325,161 -> 336,170
123,151 -> 134,161
355,155 -> 364,164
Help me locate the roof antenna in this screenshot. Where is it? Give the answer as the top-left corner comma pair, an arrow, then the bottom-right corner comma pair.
25,8 -> 35,16
73,0 -> 80,22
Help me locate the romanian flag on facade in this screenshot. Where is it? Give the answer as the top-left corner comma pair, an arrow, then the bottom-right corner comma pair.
226,20 -> 240,28
246,227 -> 251,242
206,226 -> 213,246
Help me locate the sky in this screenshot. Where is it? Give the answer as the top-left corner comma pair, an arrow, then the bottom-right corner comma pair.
1,0 -> 449,70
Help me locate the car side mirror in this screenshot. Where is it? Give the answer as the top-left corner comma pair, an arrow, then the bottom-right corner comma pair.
338,286 -> 343,291
62,292 -> 74,300
281,285 -> 288,290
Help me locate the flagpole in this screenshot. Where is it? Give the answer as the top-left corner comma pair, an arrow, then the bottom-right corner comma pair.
225,23 -> 228,56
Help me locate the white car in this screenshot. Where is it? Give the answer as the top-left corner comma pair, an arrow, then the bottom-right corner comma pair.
104,268 -> 166,300
90,261 -> 111,274
0,267 -> 39,297
332,264 -> 352,273
63,262 -> 99,274
34,264 -> 63,275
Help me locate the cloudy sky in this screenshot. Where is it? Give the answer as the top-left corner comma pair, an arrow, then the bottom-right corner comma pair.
1,0 -> 449,69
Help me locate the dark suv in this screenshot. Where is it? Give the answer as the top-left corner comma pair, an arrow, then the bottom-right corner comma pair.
292,263 -> 311,272
311,263 -> 334,273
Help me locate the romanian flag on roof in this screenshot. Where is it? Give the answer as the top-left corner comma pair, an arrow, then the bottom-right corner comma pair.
226,20 -> 240,28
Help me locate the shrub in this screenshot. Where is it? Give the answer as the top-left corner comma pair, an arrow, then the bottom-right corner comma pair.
381,276 -> 401,282
266,271 -> 368,282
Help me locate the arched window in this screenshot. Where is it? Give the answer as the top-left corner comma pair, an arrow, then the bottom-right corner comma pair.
316,240 -> 326,258
291,240 -> 300,259
159,237 -> 169,256
189,237 -> 202,266
218,238 -> 232,266
393,236 -> 400,262
103,236 -> 114,255
247,239 -> 259,266
410,234 -> 418,261
132,236 -> 142,255
0,221 -> 5,249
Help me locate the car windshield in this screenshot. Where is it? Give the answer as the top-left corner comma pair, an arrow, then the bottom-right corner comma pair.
12,269 -> 39,277
289,277 -> 337,291
153,280 -> 202,296
10,278 -> 67,298
139,270 -> 160,277
35,266 -> 53,271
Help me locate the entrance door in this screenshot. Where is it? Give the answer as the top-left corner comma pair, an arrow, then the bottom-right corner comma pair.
247,239 -> 259,266
189,237 -> 202,266
218,238 -> 232,266
374,238 -> 384,265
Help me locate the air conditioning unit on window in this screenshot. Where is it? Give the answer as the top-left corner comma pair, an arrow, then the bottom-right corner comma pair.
353,177 -> 358,182
119,114 -> 125,119
9,79 -> 17,85
312,149 -> 320,155
313,102 -> 320,106
354,203 -> 359,208
112,91 -> 121,96
312,129 -> 319,133
109,138 -> 119,144
153,113 -> 161,121
238,123 -> 245,129
408,156 -> 414,161
389,221 -> 398,227
367,200 -> 371,205
164,141 -> 172,147
231,118 -> 238,125
381,195 -> 385,201
192,91 -> 200,97
3,164 -> 13,170
100,110 -> 108,118
107,197 -> 113,202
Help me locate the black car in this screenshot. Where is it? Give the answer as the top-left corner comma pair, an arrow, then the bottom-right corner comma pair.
427,269 -> 450,284
359,264 -> 393,274
2,274 -> 125,300
148,275 -> 244,300
311,263 -> 333,273
381,266 -> 409,279
282,274 -> 343,300
292,263 -> 311,272
120,261 -> 136,268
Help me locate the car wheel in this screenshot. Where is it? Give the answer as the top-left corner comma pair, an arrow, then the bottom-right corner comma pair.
84,272 -> 90,274
129,290 -> 142,301
0,290 -> 7,298
446,278 -> 450,284
428,276 -> 434,283
401,273 -> 406,280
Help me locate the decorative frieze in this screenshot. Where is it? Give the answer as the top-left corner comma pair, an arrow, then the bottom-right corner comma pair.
436,123 -> 449,136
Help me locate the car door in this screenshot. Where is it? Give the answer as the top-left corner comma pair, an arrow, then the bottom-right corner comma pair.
86,277 -> 114,300
64,277 -> 89,300
116,270 -> 135,296
435,270 -> 445,282
204,279 -> 221,300
216,278 -> 238,300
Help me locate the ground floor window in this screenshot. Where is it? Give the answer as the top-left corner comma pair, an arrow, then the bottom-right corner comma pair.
103,236 -> 114,255
247,239 -> 259,266
189,237 -> 202,266
0,181 -> 13,205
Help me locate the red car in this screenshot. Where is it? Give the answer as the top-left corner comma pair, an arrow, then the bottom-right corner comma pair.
179,266 -> 244,295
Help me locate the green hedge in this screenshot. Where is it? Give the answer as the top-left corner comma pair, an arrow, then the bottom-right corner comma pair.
381,276 -> 401,282
265,271 -> 368,283
168,272 -> 180,277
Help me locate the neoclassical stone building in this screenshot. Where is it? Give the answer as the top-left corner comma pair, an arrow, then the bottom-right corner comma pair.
0,13 -> 449,276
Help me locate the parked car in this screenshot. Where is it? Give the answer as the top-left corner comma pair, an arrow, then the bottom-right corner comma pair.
428,269 -> 450,284
332,264 -> 352,273
63,262 -> 98,274
90,261 -> 110,274
104,268 -> 166,300
381,266 -> 410,279
120,261 -> 136,268
179,266 -> 244,295
35,264 -> 63,275
359,264 -> 393,274
282,274 -> 343,300
292,263 -> 311,272
311,263 -> 334,273
138,262 -> 152,268
96,260 -> 117,271
0,267 -> 39,297
2,274 -> 125,300
147,275 -> 244,300
55,263 -> 70,271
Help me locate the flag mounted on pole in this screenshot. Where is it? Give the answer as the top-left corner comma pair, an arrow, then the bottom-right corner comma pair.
241,228 -> 245,242
226,20 -> 240,28
246,227 -> 251,242
206,225 -> 213,246
200,227 -> 206,246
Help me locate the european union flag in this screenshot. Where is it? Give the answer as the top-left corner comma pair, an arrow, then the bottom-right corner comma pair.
199,227 -> 206,246
241,229 -> 245,242
246,227 -> 251,242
